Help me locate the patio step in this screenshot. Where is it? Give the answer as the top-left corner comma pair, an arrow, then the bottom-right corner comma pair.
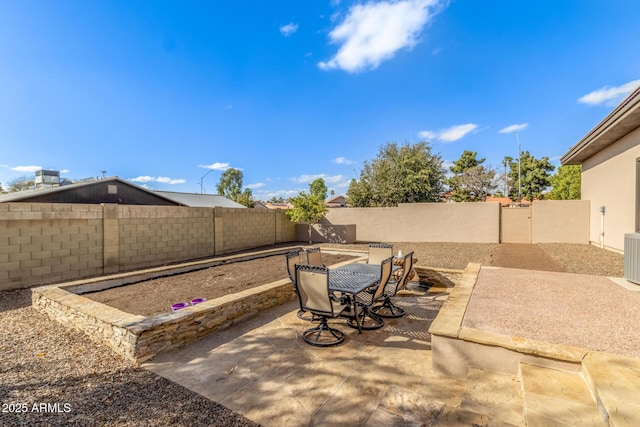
452,367 -> 524,426
581,351 -> 640,427
520,363 -> 604,426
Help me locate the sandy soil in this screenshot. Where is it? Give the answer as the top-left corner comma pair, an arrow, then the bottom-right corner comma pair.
85,252 -> 356,317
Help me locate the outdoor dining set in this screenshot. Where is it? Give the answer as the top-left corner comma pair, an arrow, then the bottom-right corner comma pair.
285,243 -> 415,347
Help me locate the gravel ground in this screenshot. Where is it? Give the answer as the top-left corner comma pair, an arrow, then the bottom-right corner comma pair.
321,242 -> 624,276
0,242 -> 625,426
0,289 -> 259,427
464,267 -> 640,358
321,242 -> 500,270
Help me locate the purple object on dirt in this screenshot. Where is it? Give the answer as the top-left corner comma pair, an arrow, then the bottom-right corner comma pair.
171,302 -> 189,312
190,298 -> 207,305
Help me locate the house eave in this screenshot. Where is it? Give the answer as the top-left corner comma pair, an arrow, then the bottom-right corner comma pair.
561,86 -> 640,165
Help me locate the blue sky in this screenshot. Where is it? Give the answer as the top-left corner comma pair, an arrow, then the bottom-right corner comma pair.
1,0 -> 639,200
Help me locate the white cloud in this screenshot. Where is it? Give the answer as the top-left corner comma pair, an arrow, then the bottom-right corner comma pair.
419,123 -> 478,143
319,0 -> 444,73
578,79 -> 640,107
290,173 -> 346,185
418,130 -> 437,140
499,123 -> 529,134
246,182 -> 265,189
333,156 -> 355,165
131,176 -> 184,185
11,165 -> 42,172
279,22 -> 299,37
156,176 -> 186,185
198,162 -> 230,171
439,124 -> 478,142
131,176 -> 155,183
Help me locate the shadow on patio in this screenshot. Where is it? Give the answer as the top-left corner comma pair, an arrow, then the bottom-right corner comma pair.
143,289 -> 467,426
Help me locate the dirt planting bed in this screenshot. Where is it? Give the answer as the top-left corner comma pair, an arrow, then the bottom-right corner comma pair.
84,252 -> 357,317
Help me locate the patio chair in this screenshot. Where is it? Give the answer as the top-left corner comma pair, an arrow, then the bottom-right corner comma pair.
346,256 -> 393,331
305,247 -> 325,267
286,249 -> 316,321
367,243 -> 393,265
295,264 -> 349,347
372,251 -> 414,318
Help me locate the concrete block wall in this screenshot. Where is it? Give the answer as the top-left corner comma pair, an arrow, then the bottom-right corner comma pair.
216,208 -> 295,254
117,206 -> 215,270
1,203 -> 297,291
0,203 -> 104,289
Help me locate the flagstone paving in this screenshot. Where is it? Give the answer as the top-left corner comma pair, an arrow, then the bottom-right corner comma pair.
143,276 -> 640,426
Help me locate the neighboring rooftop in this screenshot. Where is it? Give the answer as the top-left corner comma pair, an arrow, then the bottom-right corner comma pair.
0,176 -> 177,206
562,84 -> 640,164
153,191 -> 245,208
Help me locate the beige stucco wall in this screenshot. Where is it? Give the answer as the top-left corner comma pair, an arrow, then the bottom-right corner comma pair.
581,126 -> 640,251
531,200 -> 590,244
325,202 -> 501,243
295,223 -> 356,243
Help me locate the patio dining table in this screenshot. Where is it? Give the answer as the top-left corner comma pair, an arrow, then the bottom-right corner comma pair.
328,268 -> 379,333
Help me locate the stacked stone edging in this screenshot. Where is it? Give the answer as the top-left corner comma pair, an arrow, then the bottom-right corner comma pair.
32,278 -> 296,363
30,247 -> 360,363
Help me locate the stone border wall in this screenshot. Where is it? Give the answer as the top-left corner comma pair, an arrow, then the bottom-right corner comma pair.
31,247 -> 362,363
428,263 -> 588,378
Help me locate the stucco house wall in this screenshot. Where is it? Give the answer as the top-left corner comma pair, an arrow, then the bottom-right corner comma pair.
581,127 -> 640,251
562,86 -> 640,252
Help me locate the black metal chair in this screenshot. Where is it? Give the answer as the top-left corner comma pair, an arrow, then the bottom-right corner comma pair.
295,264 -> 349,347
367,243 -> 393,265
346,256 -> 393,330
372,251 -> 414,318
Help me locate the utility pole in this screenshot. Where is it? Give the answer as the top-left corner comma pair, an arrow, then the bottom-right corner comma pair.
200,169 -> 215,194
514,131 -> 522,203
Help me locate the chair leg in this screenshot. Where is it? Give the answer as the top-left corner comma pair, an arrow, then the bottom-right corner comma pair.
346,305 -> 384,330
302,316 -> 345,347
371,297 -> 406,318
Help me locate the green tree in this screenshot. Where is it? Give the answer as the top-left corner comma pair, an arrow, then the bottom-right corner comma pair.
0,182 -> 5,194
7,176 -> 35,192
505,151 -> 555,202
216,168 -> 243,201
493,190 -> 505,198
215,168 -> 256,207
548,165 -> 581,200
236,188 -> 255,208
309,178 -> 328,201
447,150 -> 498,201
286,192 -> 328,244
347,141 -> 445,207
